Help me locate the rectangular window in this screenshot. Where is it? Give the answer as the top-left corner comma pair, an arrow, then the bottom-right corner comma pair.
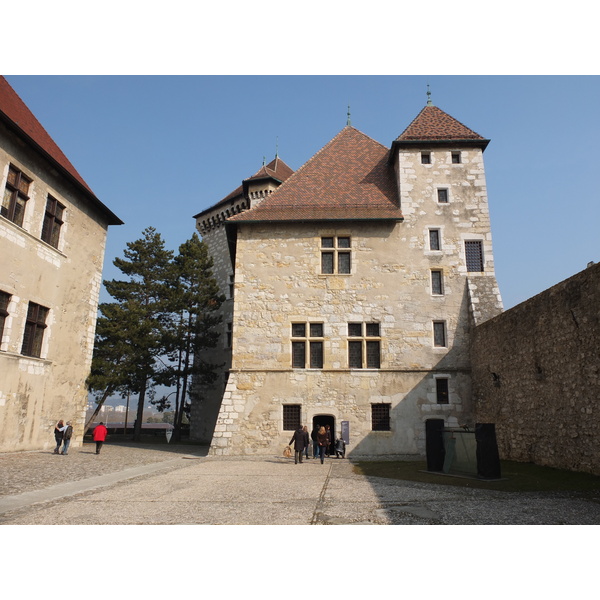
437,188 -> 448,203
429,229 -> 441,251
465,240 -> 484,272
436,378 -> 449,404
348,322 -> 381,369
41,195 -> 64,248
0,290 -> 10,345
2,165 -> 31,227
433,321 -> 446,348
451,151 -> 461,164
21,302 -> 49,357
283,404 -> 301,431
431,270 -> 444,295
421,152 -> 431,164
292,322 -> 324,368
371,403 -> 391,431
321,236 -> 351,274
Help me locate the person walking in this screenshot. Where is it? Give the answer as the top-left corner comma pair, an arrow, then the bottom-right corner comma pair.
325,425 -> 332,457
302,426 -> 310,459
311,424 -> 319,459
317,426 -> 328,464
289,425 -> 308,464
53,420 -> 65,454
61,421 -> 73,455
335,435 -> 346,458
93,422 -> 108,454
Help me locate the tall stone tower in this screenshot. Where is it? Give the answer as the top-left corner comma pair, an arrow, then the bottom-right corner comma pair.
192,101 -> 503,457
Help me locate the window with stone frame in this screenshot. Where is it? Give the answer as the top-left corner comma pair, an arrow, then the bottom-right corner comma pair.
0,290 -> 11,346
465,240 -> 484,272
283,404 -> 301,431
431,270 -> 444,295
41,195 -> 65,248
291,322 -> 324,368
21,302 -> 49,358
437,188 -> 449,203
348,322 -> 381,368
429,229 -> 441,251
451,151 -> 461,164
421,152 -> 431,164
433,321 -> 447,348
371,403 -> 391,431
436,377 -> 449,404
321,236 -> 351,274
2,165 -> 31,228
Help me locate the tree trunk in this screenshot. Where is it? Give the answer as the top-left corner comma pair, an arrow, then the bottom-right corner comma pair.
133,382 -> 147,442
84,387 -> 113,435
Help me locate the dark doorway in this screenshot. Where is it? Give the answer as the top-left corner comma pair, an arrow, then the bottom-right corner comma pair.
312,414 -> 335,456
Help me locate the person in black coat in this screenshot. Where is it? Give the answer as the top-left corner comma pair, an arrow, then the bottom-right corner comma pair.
289,426 -> 308,464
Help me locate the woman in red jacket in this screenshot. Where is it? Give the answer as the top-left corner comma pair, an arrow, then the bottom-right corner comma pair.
93,422 -> 108,455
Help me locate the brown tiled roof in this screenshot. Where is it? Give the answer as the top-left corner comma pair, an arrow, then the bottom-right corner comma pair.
396,104 -> 488,145
0,76 -> 122,225
229,127 -> 402,223
193,157 -> 294,219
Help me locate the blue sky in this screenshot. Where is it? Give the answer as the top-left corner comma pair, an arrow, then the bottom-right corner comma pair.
5,74 -> 600,310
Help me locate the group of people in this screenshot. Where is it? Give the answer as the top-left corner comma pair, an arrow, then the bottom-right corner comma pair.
52,420 -> 108,455
289,424 -> 346,464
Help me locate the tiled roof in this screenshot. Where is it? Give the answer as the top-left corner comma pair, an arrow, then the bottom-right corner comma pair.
193,157 -> 294,219
396,104 -> 488,144
229,127 -> 401,223
0,76 -> 122,225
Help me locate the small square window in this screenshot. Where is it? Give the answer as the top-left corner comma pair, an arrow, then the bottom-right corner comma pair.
437,188 -> 448,203
429,229 -> 441,251
451,152 -> 461,164
321,237 -> 334,248
292,323 -> 306,337
421,152 -> 431,164
366,322 -> 380,337
436,378 -> 449,404
309,323 -> 323,337
433,321 -> 446,347
348,323 -> 362,337
283,404 -> 301,430
371,403 -> 391,431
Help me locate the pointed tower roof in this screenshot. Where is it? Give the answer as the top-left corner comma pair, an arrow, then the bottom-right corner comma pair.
393,104 -> 489,150
229,126 -> 402,223
0,76 -> 122,225
193,156 -> 294,220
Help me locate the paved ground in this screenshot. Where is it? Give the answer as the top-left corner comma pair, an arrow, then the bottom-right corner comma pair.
1,441 -> 600,525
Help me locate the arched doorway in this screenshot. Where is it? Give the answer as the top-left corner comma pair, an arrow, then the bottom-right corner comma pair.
312,414 -> 335,456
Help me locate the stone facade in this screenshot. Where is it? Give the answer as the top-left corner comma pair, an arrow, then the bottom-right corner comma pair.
0,78 -> 122,452
192,105 -> 503,457
472,261 -> 600,475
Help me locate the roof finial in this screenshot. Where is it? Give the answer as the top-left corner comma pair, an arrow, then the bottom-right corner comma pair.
275,136 -> 279,159
426,84 -> 433,106
347,104 -> 352,126
262,156 -> 266,166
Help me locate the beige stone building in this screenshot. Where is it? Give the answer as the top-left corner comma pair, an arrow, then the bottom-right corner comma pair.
192,101 -> 503,457
0,77 -> 122,452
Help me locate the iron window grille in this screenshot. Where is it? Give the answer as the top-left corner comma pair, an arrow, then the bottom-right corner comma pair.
283,404 -> 301,431
371,403 -> 391,431
465,240 -> 484,272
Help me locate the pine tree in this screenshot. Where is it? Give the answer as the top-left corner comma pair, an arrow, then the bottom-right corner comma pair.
90,227 -> 174,442
158,233 -> 225,441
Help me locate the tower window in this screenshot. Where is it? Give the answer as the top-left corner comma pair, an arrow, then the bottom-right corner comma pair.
436,378 -> 449,404
431,270 -> 444,295
437,188 -> 449,203
421,152 -> 431,164
433,321 -> 447,348
451,152 -> 461,164
465,240 -> 484,272
429,229 -> 441,251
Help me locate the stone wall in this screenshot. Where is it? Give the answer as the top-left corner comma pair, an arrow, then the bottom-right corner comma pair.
472,261 -> 600,475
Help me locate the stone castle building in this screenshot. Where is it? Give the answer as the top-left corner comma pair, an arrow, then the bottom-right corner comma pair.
192,100 -> 503,457
0,77 -> 122,452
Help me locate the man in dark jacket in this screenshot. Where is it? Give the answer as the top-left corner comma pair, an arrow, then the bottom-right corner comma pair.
289,426 -> 309,464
